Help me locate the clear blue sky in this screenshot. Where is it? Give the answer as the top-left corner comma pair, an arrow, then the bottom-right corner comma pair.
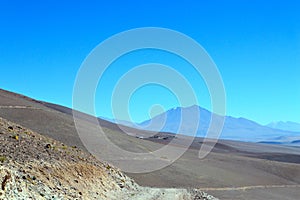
0,0 -> 299,125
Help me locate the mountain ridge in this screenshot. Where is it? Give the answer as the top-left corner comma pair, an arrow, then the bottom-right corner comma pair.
0,88 -> 218,199
267,121 -> 300,132
111,105 -> 300,145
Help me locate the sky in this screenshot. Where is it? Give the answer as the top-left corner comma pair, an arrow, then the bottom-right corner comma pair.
0,0 -> 299,125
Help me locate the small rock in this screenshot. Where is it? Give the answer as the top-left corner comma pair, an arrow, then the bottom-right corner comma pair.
118,183 -> 124,189
12,135 -> 19,140
1,173 -> 11,190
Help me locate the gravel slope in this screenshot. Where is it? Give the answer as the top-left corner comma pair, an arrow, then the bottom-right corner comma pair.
0,117 -> 217,200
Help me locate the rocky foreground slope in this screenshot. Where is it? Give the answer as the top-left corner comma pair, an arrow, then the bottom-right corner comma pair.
0,117 -> 217,200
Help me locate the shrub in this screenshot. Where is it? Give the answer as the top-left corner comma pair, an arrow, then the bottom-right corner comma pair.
0,156 -> 7,163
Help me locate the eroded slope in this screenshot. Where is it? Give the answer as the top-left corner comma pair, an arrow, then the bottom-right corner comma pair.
0,117 -> 216,200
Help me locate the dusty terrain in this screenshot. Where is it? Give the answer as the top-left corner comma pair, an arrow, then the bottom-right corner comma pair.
0,116 -> 216,199
1,88 -> 300,199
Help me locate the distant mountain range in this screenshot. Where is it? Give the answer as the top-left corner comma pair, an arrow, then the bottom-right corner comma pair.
267,121 -> 300,132
109,105 -> 300,146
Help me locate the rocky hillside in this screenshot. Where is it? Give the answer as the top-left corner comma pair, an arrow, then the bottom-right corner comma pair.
0,117 -> 217,200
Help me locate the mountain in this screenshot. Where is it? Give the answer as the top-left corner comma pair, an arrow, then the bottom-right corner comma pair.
138,105 -> 300,144
0,89 -> 216,199
267,121 -> 300,132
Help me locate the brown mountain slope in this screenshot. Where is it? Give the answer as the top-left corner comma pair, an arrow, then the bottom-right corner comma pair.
0,117 -> 216,199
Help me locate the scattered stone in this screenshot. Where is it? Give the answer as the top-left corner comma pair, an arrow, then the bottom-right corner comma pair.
12,135 -> 19,140
1,173 -> 11,190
